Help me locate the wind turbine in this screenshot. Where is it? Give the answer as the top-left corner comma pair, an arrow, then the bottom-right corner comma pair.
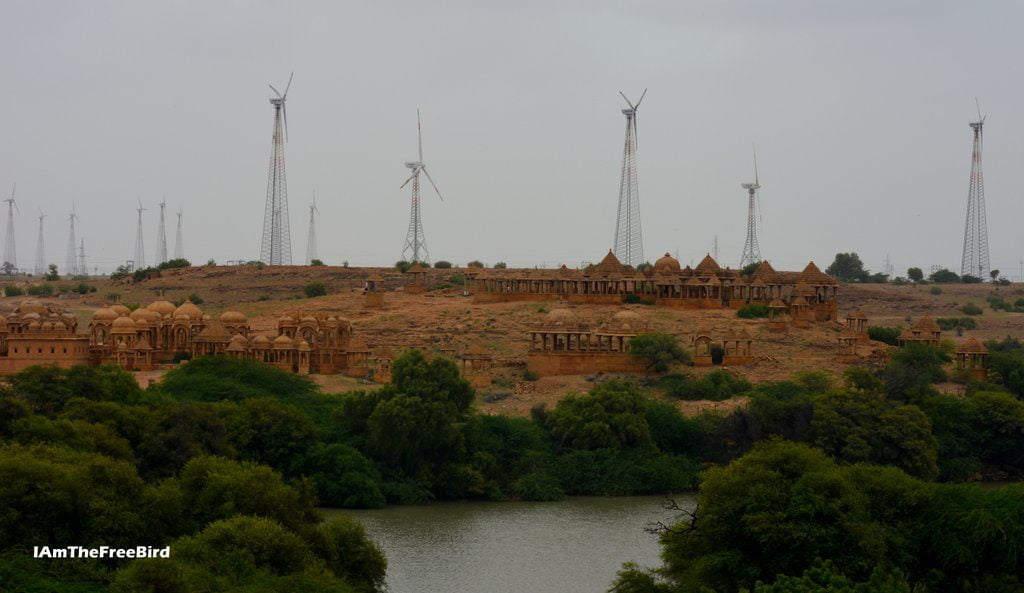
3,184 -> 19,270
400,109 -> 445,263
739,145 -> 763,268
613,89 -> 646,267
260,72 -> 294,265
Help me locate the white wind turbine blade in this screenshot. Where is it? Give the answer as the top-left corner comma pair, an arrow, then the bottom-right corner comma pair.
422,166 -> 444,202
752,144 -> 759,187
269,84 -> 282,98
417,109 -> 423,163
614,90 -> 630,109
283,72 -> 293,99
400,170 -> 418,189
634,88 -> 648,109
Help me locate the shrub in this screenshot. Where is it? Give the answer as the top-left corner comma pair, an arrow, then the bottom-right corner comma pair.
961,274 -> 983,284
110,265 -> 131,281
394,261 -> 412,273
929,268 -> 960,283
623,293 -> 655,305
467,260 -> 484,268
309,258 -> 325,266
869,326 -> 902,346
434,260 -> 453,269
930,286 -> 943,295
629,333 -> 690,374
187,293 -> 204,305
3,284 -> 23,297
26,284 -> 53,296
449,273 -> 465,285
936,317 -> 978,332
257,294 -> 270,301
157,258 -> 191,270
493,262 -> 508,269
302,282 -> 327,298
737,304 -> 769,319
961,303 -> 983,316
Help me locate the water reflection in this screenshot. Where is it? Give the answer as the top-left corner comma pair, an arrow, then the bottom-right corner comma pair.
326,494 -> 696,593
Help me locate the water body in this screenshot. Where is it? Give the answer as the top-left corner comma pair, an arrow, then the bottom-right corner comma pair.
326,495 -> 695,593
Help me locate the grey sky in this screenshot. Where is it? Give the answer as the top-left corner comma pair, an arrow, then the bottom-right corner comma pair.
1,0 -> 1021,276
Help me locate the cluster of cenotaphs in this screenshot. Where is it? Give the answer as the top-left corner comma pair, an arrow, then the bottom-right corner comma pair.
0,249 -> 990,381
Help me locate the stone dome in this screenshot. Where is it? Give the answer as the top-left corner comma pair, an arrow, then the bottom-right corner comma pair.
147,300 -> 177,316
16,299 -> 48,316
544,307 -> 579,329
111,316 -> 136,332
110,304 -> 131,317
252,334 -> 271,347
653,253 -> 681,275
220,310 -> 247,323
174,301 -> 203,320
273,334 -> 295,349
92,307 -> 118,322
54,320 -> 67,331
278,315 -> 298,327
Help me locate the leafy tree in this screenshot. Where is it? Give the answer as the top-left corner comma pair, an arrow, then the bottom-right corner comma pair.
44,263 -> 60,280
660,370 -> 751,401
136,402 -> 235,478
754,562 -> 913,593
929,268 -> 960,283
305,516 -> 388,593
309,258 -> 325,266
737,304 -> 769,318
544,381 -> 652,450
110,264 -> 131,281
907,267 -> 924,282
741,261 -> 762,276
990,269 -> 1000,282
629,333 -> 690,376
493,262 -> 507,269
826,253 -> 869,282
467,260 -> 484,268
433,260 -> 452,268
222,398 -> 318,471
295,443 -> 385,508
867,326 -> 901,346
808,390 -> 939,479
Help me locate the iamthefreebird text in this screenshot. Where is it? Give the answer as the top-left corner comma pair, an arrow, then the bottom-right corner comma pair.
32,546 -> 170,559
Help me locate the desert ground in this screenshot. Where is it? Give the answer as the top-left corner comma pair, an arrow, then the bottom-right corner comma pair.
11,264 -> 1024,416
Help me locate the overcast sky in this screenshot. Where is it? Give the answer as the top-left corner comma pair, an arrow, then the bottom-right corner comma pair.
1,0 -> 1021,276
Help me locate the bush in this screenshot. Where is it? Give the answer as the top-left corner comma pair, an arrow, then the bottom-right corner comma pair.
309,258 -> 325,266
303,282 -> 328,298
737,304 -> 769,318
868,326 -> 902,346
26,284 -> 53,296
629,333 -> 690,374
937,317 -> 978,331
661,370 -> 751,401
3,284 -> 23,297
467,260 -> 484,268
930,268 -> 960,283
157,258 -> 191,270
961,274 -> 983,284
930,286 -> 943,295
623,294 -> 655,305
434,260 -> 453,269
493,262 -> 508,269
961,303 -> 983,316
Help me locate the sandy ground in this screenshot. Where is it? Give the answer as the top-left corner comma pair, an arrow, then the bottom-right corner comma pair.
9,266 -> 1024,417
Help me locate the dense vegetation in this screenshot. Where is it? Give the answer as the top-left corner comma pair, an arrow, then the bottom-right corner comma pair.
3,336 -> 1024,591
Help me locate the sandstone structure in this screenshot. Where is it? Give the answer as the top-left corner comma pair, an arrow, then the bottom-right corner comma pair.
955,338 -> 989,381
527,308 -> 647,377
472,251 -> 838,322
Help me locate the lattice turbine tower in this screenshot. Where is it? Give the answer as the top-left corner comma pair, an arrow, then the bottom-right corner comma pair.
66,205 -> 78,276
260,73 -> 294,265
961,107 -> 990,280
739,147 -> 763,268
174,209 -> 184,260
400,109 -> 445,263
155,198 -> 167,265
3,184 -> 18,270
306,193 -> 319,265
134,199 -> 146,270
612,90 -> 646,267
34,209 -> 45,276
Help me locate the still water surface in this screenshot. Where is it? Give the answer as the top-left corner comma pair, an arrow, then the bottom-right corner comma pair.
327,495 -> 695,593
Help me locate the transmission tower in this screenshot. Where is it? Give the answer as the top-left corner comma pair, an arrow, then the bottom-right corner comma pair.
77,239 -> 87,278
66,205 -> 79,277
34,209 -> 45,275
613,89 -> 646,267
739,147 -> 763,268
174,209 -> 184,260
3,184 -> 18,270
306,193 -> 319,265
400,109 -> 445,263
134,199 -> 147,269
961,103 -> 990,279
155,198 -> 167,265
260,73 -> 294,265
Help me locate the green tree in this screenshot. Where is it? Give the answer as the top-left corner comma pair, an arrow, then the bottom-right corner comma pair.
222,398 -> 319,470
808,390 -> 939,479
544,381 -> 652,450
907,267 -> 924,283
629,333 -> 690,376
826,253 -> 869,282
929,268 -> 960,283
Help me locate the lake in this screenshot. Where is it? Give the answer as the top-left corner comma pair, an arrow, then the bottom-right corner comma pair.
325,494 -> 695,593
